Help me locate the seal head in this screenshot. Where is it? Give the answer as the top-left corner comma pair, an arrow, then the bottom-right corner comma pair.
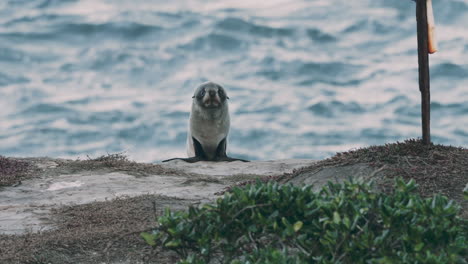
193,81 -> 229,109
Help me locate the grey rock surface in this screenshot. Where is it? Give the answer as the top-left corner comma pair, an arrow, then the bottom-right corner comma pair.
0,158 -> 317,234
287,163 -> 386,191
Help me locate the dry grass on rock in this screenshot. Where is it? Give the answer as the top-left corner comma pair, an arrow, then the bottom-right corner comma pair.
0,156 -> 34,187
282,139 -> 468,216
56,153 -> 179,177
0,195 -> 190,264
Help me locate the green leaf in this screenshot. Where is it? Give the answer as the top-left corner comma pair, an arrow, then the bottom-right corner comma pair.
333,211 -> 341,224
319,217 -> 329,223
343,216 -> 350,229
168,228 -> 177,235
248,224 -> 258,232
140,232 -> 157,246
414,242 -> 424,251
406,198 -> 414,208
201,247 -> 209,255
463,185 -> 468,200
165,239 -> 181,248
202,204 -> 216,210
293,221 -> 303,232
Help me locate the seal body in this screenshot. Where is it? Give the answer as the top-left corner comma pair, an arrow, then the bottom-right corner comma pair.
187,102 -> 229,159
163,82 -> 248,163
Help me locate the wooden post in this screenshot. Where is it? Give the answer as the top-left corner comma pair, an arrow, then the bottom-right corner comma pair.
416,0 -> 431,145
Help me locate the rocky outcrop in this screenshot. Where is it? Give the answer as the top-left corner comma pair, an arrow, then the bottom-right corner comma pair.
0,158 -> 317,234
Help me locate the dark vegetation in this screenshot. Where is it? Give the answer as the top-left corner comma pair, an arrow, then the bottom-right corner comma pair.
143,179 -> 467,263
0,156 -> 34,187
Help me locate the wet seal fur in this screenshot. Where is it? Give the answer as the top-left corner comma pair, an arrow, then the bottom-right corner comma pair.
163,82 -> 249,163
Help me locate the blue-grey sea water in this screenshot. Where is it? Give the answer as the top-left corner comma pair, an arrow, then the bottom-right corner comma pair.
0,0 -> 467,162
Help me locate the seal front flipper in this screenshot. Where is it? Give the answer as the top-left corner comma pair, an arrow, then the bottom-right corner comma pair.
214,138 -> 249,162
162,137 -> 207,163
216,157 -> 250,162
192,137 -> 208,160
161,157 -> 203,163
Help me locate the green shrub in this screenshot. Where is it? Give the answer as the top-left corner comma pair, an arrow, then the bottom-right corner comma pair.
142,179 -> 467,263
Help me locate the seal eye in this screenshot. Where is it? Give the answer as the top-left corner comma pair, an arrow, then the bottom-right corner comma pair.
200,89 -> 206,98
218,89 -> 228,100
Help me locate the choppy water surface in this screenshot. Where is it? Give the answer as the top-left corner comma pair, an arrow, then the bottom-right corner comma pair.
0,0 -> 467,162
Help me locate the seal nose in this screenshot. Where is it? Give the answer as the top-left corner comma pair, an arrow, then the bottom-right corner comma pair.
209,90 -> 216,97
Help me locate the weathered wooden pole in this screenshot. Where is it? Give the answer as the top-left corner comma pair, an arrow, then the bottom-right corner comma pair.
416,0 -> 431,145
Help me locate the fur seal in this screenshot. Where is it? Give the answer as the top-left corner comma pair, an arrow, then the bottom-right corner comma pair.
163,82 -> 249,163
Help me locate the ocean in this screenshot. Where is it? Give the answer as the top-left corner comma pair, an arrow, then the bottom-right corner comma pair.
0,0 -> 467,162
